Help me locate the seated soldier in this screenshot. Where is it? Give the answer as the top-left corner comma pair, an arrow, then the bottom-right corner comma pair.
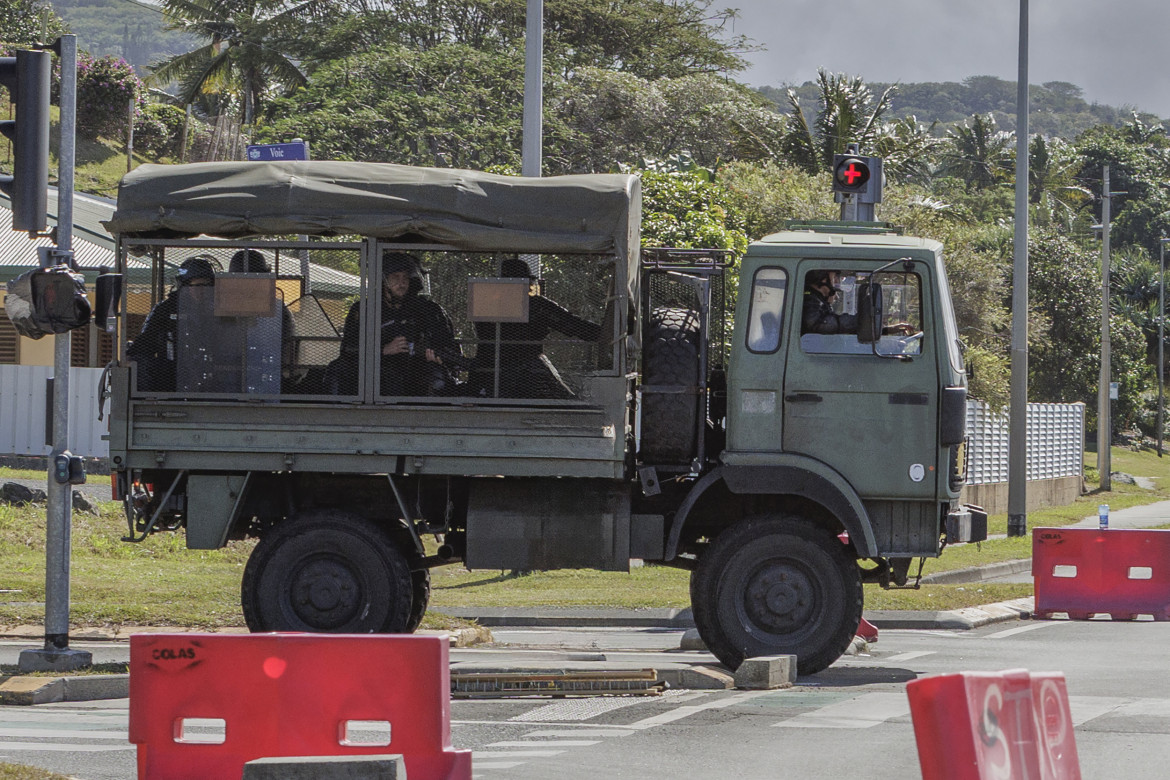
335,253 -> 460,396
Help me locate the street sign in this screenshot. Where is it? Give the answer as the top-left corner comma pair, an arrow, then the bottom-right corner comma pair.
246,141 -> 309,162
1110,382 -> 1119,400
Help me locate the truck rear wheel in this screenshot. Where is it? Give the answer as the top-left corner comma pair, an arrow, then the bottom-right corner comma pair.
407,568 -> 431,633
690,515 -> 863,675
641,306 -> 701,464
241,510 -> 413,634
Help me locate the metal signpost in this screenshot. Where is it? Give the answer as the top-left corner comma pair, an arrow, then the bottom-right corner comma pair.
17,34 -> 93,672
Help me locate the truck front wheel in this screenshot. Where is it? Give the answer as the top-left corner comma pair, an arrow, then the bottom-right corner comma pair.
241,511 -> 414,633
691,515 -> 863,675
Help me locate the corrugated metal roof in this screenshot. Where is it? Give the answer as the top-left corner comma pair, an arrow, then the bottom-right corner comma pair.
0,190 -> 132,274
1,192 -> 357,294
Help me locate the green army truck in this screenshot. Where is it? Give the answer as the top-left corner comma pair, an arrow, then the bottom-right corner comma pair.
98,160 -> 983,675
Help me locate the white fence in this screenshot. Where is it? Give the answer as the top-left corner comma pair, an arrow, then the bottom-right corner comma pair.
0,365 -> 108,458
965,400 -> 1085,485
0,366 -> 1089,476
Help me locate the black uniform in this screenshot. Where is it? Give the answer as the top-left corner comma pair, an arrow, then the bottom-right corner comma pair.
127,256 -> 217,392
801,287 -> 858,335
337,293 -> 459,396
127,292 -> 179,392
471,295 -> 601,400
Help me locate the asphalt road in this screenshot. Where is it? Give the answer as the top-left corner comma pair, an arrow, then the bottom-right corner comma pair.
4,618 -> 1170,780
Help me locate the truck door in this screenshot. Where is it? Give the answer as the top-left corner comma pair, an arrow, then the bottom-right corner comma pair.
782,263 -> 938,499
725,265 -> 789,451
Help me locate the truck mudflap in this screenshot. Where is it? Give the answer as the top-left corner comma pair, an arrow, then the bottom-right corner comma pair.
945,504 -> 988,543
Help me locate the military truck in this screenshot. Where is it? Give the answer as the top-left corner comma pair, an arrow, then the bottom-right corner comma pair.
98,160 -> 983,674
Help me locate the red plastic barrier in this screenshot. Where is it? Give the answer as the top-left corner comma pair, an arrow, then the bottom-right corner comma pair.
129,633 -> 471,780
907,669 -> 1080,780
855,617 -> 878,643
1033,527 -> 1170,620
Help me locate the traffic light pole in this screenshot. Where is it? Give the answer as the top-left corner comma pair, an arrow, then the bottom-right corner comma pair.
18,34 -> 91,673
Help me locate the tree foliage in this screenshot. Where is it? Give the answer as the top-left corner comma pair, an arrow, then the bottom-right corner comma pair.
152,0 -> 327,124
781,69 -> 896,174
0,0 -> 67,48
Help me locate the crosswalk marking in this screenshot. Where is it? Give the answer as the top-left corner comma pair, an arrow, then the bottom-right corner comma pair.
882,650 -> 935,663
523,728 -> 635,737
986,622 -> 1063,640
626,690 -> 774,730
1068,695 -> 1133,726
773,692 -> 909,729
0,727 -> 127,740
0,740 -> 133,752
472,750 -> 567,758
487,740 -> 600,748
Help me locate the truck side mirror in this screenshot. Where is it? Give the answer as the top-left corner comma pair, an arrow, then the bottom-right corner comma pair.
94,270 -> 123,333
856,281 -> 882,344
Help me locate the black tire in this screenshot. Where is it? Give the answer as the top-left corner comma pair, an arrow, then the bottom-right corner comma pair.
690,515 -> 863,675
241,510 -> 413,634
406,567 -> 431,633
641,306 -> 701,463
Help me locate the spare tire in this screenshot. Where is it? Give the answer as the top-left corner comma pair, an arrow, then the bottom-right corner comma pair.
641,306 -> 701,464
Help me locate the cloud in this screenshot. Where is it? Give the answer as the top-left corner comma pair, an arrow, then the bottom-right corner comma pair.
730,0 -> 1169,116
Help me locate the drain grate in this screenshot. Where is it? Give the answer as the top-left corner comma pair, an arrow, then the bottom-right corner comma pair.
451,670 -> 665,699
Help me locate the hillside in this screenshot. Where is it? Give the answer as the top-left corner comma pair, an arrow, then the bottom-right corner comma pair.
49,0 -> 195,73
760,75 -> 1157,137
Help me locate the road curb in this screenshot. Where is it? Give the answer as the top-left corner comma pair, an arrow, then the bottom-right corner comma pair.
920,558 -> 1032,584
0,673 -> 129,705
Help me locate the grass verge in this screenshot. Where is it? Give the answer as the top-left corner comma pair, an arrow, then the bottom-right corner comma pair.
0,446 -> 1165,628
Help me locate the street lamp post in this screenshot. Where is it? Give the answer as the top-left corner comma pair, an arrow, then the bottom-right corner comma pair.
1007,0 -> 1030,537
1160,237 -> 1168,456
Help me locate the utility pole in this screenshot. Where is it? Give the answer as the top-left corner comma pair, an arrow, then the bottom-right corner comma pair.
1159,237 -> 1168,457
1097,165 -> 1112,490
1006,0 -> 1029,538
521,0 -> 542,178
19,34 -> 92,672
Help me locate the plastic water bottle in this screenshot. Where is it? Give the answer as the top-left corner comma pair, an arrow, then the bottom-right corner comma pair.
1098,504 -> 1109,530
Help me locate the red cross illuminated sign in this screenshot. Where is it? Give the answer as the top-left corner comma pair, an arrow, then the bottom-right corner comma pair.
833,156 -> 870,192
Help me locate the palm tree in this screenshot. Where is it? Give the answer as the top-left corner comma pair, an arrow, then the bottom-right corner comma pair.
1028,135 -> 1091,229
152,0 -> 327,126
781,69 -> 896,174
938,113 -> 1014,190
870,116 -> 939,186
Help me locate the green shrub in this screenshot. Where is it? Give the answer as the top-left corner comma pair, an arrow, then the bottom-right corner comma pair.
76,53 -> 145,141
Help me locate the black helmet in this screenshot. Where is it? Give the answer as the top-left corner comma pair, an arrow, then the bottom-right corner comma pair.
382,252 -> 424,295
229,249 -> 271,273
500,256 -> 535,279
806,270 -> 838,291
177,256 -> 216,285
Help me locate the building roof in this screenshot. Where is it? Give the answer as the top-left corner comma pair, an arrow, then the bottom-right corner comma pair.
0,190 -> 358,295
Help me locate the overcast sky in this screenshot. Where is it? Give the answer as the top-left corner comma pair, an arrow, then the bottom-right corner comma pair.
727,0 -> 1170,118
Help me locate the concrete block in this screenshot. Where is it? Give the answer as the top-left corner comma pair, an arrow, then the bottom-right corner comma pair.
0,676 -> 61,705
679,628 -> 707,651
657,666 -> 734,690
243,754 -> 405,780
733,655 -> 797,690
62,674 -> 129,701
17,647 -> 93,673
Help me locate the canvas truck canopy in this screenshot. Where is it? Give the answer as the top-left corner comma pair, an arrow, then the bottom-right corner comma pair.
103,160 -> 642,297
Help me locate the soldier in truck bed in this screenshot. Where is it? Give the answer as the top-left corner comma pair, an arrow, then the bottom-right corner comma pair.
470,256 -> 601,400
336,252 -> 460,396
126,255 -> 216,392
